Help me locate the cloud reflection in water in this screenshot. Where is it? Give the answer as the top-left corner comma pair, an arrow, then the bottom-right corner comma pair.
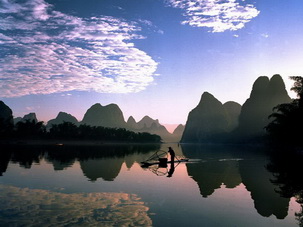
0,184 -> 152,226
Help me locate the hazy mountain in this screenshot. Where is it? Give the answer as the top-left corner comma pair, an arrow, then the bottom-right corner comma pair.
13,117 -> 22,124
181,92 -> 231,143
81,103 -> 126,128
181,75 -> 291,143
223,101 -> 242,132
0,101 -> 13,125
14,113 -> 38,124
233,74 -> 291,140
47,112 -> 79,128
126,115 -> 177,142
23,113 -> 38,122
172,124 -> 185,142
126,116 -> 138,130
137,116 -> 161,129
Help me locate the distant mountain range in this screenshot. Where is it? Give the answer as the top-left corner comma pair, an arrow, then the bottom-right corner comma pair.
181,74 -> 291,143
80,104 -> 182,142
46,112 -> 79,129
14,113 -> 38,125
0,74 -> 292,143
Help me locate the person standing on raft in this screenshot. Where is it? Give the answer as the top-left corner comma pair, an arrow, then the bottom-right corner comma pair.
168,147 -> 175,163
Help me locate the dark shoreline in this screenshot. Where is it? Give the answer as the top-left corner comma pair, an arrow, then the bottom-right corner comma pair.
0,139 -> 163,147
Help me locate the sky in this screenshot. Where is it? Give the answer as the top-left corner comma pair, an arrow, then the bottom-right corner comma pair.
1,0 -> 303,125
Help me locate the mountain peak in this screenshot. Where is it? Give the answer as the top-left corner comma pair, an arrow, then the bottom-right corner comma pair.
127,116 -> 136,123
81,103 -> 126,128
47,111 -> 78,128
182,92 -> 229,143
250,76 -> 270,98
197,92 -> 222,108
235,74 -> 291,138
0,101 -> 13,124
23,113 -> 38,123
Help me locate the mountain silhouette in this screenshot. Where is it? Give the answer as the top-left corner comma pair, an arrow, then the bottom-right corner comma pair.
81,103 -> 126,128
14,113 -> 38,124
126,116 -> 138,130
126,115 -> 175,142
181,92 -> 240,143
47,112 -> 79,128
182,144 -> 291,218
172,124 -> 185,139
0,101 -> 13,125
239,153 -> 290,219
233,74 -> 291,140
137,116 -> 161,129
0,101 -> 14,136
80,157 -> 124,181
223,101 -> 241,132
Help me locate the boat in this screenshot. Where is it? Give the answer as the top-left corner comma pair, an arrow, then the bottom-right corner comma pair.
140,149 -> 189,167
141,158 -> 189,167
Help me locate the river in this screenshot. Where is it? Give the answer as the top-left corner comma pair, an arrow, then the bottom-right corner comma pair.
0,143 -> 301,226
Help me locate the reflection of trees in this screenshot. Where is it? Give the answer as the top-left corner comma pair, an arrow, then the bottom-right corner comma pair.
0,151 -> 12,176
267,150 -> 303,226
15,120 -> 46,138
0,144 -> 160,181
10,148 -> 42,169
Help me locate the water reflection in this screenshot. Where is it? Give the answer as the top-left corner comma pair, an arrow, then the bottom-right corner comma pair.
266,148 -> 303,225
181,144 -> 294,219
0,144 -> 160,181
80,158 -> 124,181
239,152 -> 289,219
0,184 -> 152,226
0,143 -> 302,226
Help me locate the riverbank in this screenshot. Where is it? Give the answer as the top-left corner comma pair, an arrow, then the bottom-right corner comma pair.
0,139 -> 163,147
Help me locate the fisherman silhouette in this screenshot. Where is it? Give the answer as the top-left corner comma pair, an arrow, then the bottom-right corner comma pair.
167,163 -> 175,177
168,147 -> 175,163
167,147 -> 175,177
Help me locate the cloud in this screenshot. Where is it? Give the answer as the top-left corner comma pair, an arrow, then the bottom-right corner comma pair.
0,184 -> 152,226
261,33 -> 269,38
0,0 -> 158,97
166,0 -> 260,32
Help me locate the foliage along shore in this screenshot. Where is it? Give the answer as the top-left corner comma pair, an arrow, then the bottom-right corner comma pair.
0,121 -> 162,144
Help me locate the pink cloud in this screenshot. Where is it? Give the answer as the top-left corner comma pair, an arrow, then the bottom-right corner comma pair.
0,0 -> 158,97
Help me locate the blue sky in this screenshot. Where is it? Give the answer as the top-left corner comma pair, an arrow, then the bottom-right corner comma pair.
1,0 -> 303,125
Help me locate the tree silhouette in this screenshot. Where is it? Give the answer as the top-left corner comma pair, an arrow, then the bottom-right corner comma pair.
47,122 -> 162,143
49,122 -> 78,139
0,118 -> 14,137
266,150 -> 303,226
266,76 -> 303,147
15,120 -> 46,138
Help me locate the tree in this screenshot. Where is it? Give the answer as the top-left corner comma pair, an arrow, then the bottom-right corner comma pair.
266,76 -> 303,146
15,120 -> 46,138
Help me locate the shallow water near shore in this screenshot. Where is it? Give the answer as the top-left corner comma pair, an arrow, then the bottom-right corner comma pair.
0,143 -> 301,226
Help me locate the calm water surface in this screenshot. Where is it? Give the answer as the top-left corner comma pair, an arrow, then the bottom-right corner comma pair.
0,143 -> 301,226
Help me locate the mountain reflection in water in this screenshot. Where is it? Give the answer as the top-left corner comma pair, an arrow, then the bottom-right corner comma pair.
182,144 -> 291,220
0,143 -> 302,227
